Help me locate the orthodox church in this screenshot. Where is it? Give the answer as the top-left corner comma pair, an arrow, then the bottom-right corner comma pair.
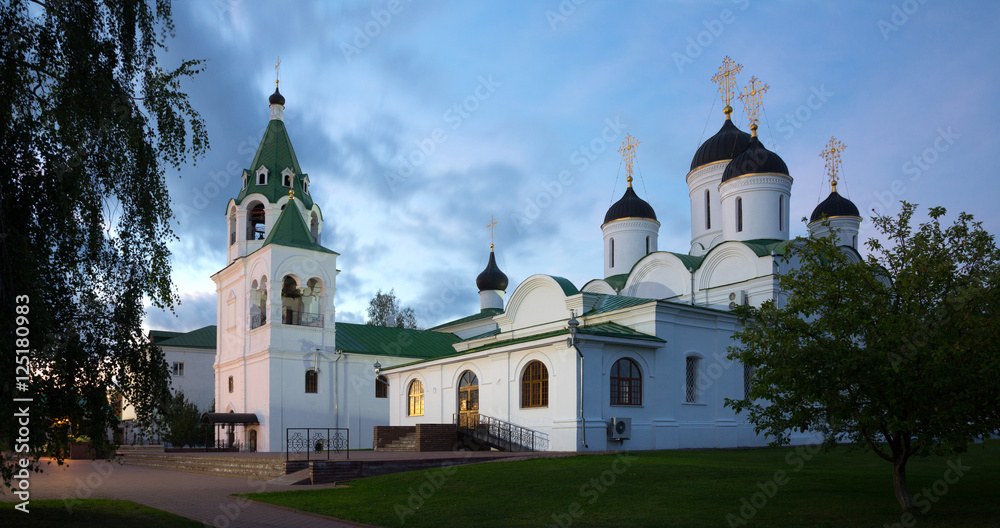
208,58 -> 862,453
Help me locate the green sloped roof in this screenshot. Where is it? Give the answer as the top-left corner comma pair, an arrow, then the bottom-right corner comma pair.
149,330 -> 184,345
429,308 -> 503,330
336,323 -> 461,359
234,119 -> 314,210
550,276 -> 579,296
582,294 -> 656,316
603,273 -> 629,292
740,239 -> 796,257
153,325 -> 217,349
667,251 -> 705,270
261,204 -> 338,255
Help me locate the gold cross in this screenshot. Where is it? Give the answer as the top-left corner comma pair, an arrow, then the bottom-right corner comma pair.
711,56 -> 743,116
487,215 -> 498,249
819,136 -> 846,192
738,76 -> 769,135
618,134 -> 640,186
275,56 -> 281,86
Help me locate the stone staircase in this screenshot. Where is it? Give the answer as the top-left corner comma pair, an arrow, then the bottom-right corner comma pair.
119,452 -> 307,481
378,431 -> 417,452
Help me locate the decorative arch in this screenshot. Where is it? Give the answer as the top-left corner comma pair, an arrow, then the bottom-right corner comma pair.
622,252 -> 690,299
581,279 -> 617,295
499,275 -> 577,332
697,243 -> 759,291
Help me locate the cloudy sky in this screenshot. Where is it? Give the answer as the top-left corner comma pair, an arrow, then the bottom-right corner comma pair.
146,0 -> 1000,332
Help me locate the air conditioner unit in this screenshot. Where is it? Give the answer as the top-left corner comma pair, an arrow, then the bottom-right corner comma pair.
608,417 -> 631,440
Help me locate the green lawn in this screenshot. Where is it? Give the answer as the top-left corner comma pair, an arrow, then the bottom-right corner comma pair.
0,499 -> 202,527
243,440 -> 1000,528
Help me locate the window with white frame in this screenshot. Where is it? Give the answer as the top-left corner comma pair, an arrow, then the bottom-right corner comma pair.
172,362 -> 184,376
685,356 -> 699,403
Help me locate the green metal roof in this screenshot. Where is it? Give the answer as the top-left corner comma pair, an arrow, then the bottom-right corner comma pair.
336,323 -> 461,359
739,239 -> 795,257
429,308 -> 503,331
582,295 -> 656,316
261,204 -> 338,255
152,325 -> 217,349
603,273 -> 629,292
234,119 -> 314,210
666,251 -> 705,270
549,275 -> 579,296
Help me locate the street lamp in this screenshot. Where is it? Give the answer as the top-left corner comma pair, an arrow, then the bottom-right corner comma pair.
373,360 -> 381,377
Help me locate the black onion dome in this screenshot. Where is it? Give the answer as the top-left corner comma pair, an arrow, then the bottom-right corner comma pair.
691,118 -> 752,170
603,186 -> 657,224
476,250 -> 508,292
809,190 -> 860,223
269,86 -> 285,106
721,136 -> 789,183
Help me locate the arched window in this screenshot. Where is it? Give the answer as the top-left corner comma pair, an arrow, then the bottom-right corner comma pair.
282,276 -> 304,325
375,375 -> 389,398
645,236 -> 650,255
610,358 -> 642,406
778,195 -> 784,231
228,376 -> 234,393
685,356 -> 700,403
852,235 -> 857,249
736,197 -> 743,233
305,370 -> 318,393
521,360 -> 549,408
248,203 -> 265,240
282,173 -> 292,187
705,189 -> 711,229
610,238 -> 615,268
310,213 -> 319,244
408,379 -> 424,416
229,213 -> 236,246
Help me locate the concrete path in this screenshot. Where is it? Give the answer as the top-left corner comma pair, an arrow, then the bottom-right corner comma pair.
0,458 -> 370,527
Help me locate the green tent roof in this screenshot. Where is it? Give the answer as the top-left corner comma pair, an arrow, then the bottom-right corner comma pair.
261,204 -> 338,255
336,323 -> 461,359
234,119 -> 315,210
151,325 -> 217,349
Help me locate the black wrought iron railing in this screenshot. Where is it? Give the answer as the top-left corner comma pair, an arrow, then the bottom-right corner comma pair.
286,428 -> 349,461
453,413 -> 545,452
282,309 -> 323,328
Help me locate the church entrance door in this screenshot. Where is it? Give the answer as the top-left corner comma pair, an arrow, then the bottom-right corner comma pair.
457,370 -> 479,428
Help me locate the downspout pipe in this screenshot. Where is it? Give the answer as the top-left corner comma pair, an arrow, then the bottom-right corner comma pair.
567,311 -> 587,448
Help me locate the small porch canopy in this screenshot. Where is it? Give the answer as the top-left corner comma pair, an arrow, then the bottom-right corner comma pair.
201,412 -> 259,426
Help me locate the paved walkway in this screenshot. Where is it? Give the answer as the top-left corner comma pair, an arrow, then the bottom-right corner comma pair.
0,458 -> 368,527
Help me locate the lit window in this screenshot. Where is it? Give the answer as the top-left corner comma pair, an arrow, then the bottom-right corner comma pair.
521,361 -> 549,408
228,376 -> 234,393
376,375 -> 389,399
685,357 -> 700,403
408,379 -> 424,416
172,362 -> 184,376
610,358 -> 642,406
305,370 -> 318,393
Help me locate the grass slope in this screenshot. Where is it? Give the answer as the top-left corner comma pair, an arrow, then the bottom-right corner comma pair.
244,440 -> 1000,528
0,499 -> 202,527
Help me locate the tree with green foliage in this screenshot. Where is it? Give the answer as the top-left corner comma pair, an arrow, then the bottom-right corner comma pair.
162,392 -> 209,448
726,202 -> 1000,510
0,0 -> 207,488
366,288 -> 419,329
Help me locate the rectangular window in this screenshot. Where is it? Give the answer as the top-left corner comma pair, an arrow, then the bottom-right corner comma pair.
172,362 -> 184,376
685,357 -> 699,403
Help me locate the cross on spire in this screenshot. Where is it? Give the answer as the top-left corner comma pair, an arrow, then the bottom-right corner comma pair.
711,56 -> 743,117
487,215 -> 498,250
619,134 -> 640,187
820,136 -> 847,192
275,56 -> 281,87
738,76 -> 769,136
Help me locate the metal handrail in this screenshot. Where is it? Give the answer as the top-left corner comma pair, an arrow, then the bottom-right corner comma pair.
453,413 -> 541,452
285,428 -> 349,461
282,309 -> 323,328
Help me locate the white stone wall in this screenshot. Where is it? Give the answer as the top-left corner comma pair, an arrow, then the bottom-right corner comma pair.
808,216 -> 862,250
602,218 -> 659,278
686,161 -> 728,256
719,174 -> 792,243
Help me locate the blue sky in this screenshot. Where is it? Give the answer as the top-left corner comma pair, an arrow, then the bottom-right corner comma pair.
146,0 -> 1000,331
